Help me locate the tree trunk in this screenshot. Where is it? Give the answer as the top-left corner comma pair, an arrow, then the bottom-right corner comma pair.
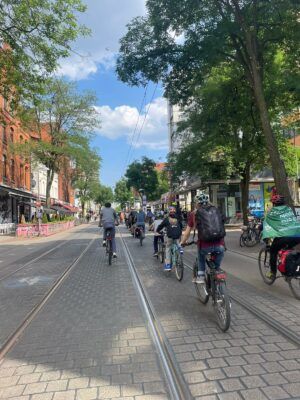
240,163 -> 250,225
46,169 -> 55,207
244,32 -> 293,206
81,201 -> 85,217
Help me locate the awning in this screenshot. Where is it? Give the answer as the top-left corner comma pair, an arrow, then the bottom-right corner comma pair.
0,185 -> 35,199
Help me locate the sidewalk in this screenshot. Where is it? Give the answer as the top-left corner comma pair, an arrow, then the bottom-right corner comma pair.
0,231 -> 169,399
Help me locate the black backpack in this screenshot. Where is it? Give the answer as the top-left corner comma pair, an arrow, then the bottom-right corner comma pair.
285,251 -> 300,277
196,205 -> 225,242
166,217 -> 182,239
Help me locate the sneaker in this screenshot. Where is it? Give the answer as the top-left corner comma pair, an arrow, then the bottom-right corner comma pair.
192,276 -> 197,283
113,253 -> 117,258
153,253 -> 158,257
164,263 -> 172,271
266,271 -> 275,279
102,240 -> 106,247
179,246 -> 184,254
195,275 -> 205,284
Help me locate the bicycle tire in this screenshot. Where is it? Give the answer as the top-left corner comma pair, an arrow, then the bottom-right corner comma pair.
239,233 -> 245,247
258,247 -> 275,285
174,251 -> 184,281
193,261 -> 209,304
214,281 -> 231,332
243,229 -> 257,247
159,243 -> 165,264
108,241 -> 112,265
288,276 -> 300,300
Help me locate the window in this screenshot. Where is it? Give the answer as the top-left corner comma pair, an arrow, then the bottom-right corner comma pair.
25,167 -> 29,189
2,155 -> 7,179
10,159 -> 15,182
20,164 -> 24,187
2,126 -> 7,143
10,128 -> 14,142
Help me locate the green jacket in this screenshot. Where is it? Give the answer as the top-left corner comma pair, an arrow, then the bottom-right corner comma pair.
262,205 -> 300,239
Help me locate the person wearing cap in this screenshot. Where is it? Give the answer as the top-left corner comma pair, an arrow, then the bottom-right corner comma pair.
181,193 -> 225,284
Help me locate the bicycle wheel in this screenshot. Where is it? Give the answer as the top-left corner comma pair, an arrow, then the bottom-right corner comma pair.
159,242 -> 165,264
108,241 -> 112,265
214,281 -> 231,332
288,276 -> 300,300
258,247 -> 275,285
174,250 -> 184,281
243,229 -> 257,247
194,261 -> 209,304
239,233 -> 245,247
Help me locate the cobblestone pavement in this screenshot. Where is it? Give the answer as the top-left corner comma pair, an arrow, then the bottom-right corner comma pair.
0,225 -> 170,400
123,228 -> 300,400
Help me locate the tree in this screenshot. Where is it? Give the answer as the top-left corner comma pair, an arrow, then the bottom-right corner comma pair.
94,185 -> 114,207
170,63 -> 268,224
0,0 -> 89,105
125,157 -> 159,201
114,178 -> 132,208
23,78 -> 99,206
72,143 -> 101,216
117,0 -> 299,204
153,170 -> 169,199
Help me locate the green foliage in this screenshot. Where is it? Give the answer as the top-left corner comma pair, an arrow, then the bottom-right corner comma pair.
94,185 -> 114,206
42,213 -> 48,224
0,0 -> 89,104
114,178 -> 132,207
125,157 -> 159,201
154,170 -> 169,199
20,78 -> 100,205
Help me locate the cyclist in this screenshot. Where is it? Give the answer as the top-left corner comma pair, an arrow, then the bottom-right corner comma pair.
150,213 -> 164,257
157,206 -> 183,271
135,208 -> 146,238
181,194 -> 225,283
263,194 -> 300,279
99,202 -> 119,258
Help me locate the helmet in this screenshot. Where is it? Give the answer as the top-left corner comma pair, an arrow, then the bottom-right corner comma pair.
271,194 -> 285,206
194,193 -> 209,205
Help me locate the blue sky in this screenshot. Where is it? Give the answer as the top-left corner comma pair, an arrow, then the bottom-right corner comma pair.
57,0 -> 169,188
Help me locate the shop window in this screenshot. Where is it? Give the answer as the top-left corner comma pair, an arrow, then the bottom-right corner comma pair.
10,159 -> 15,182
2,126 -> 7,144
2,155 -> 7,179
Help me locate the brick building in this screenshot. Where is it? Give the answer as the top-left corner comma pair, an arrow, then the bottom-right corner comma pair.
0,95 -> 33,223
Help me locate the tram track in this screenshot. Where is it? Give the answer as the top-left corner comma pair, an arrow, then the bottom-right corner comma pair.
0,237 -> 96,363
119,229 -> 193,400
182,252 -> 300,347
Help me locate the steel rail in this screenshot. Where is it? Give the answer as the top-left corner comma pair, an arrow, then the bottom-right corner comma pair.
119,230 -> 192,400
183,258 -> 300,347
0,238 -> 96,363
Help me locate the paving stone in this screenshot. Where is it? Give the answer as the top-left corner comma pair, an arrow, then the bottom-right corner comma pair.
31,394 -> 54,400
184,371 -> 206,384
241,375 -> 266,389
111,374 -> 132,385
133,371 -> 161,383
121,383 -> 143,396
68,378 -> 89,390
261,386 -> 290,400
219,378 -> 245,391
53,391 -> 76,400
46,380 -> 68,392
143,381 -> 167,394
179,361 -> 206,372
218,393 -> 243,400
189,381 -> 221,397
0,375 -> 19,387
203,369 -> 225,381
76,388 -> 97,400
0,368 -> 15,378
23,382 -> 47,395
282,371 -> 300,383
283,383 -> 300,397
207,358 -> 228,368
0,385 -> 25,399
98,385 -> 121,398
240,388 -> 269,400
262,373 -> 288,385
135,395 -> 169,400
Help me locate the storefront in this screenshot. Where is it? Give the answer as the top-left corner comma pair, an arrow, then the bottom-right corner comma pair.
0,186 -> 33,224
209,182 -> 241,220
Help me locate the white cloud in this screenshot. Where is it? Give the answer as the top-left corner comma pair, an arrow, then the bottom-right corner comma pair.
95,97 -> 168,150
57,0 -> 146,80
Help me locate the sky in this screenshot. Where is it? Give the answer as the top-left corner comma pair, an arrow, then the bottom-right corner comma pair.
57,0 -> 169,188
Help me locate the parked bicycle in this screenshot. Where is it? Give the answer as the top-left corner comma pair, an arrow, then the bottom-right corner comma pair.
258,240 -> 300,300
187,243 -> 230,331
240,217 -> 263,247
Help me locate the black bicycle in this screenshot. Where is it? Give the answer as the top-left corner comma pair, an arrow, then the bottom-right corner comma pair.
240,218 -> 263,247
157,234 -> 165,264
105,227 -> 113,265
192,250 -> 231,331
135,225 -> 145,246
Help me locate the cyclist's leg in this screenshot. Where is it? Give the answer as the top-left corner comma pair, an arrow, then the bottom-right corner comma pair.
165,238 -> 172,265
198,247 -> 210,276
154,236 -> 159,253
270,237 -> 285,275
212,245 -> 225,269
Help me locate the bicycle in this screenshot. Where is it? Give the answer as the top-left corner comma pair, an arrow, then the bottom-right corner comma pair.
191,247 -> 231,331
240,218 -> 263,247
157,234 -> 165,264
258,241 -> 300,300
135,225 -> 145,246
166,239 -> 184,281
105,227 -> 114,265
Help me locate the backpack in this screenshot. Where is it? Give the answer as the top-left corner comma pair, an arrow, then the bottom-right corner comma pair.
285,251 -> 300,277
196,205 -> 225,242
166,217 -> 182,239
277,250 -> 291,274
